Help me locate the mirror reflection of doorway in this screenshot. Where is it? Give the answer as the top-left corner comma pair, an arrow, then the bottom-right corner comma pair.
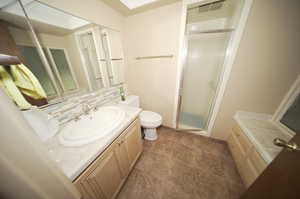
78,31 -> 105,91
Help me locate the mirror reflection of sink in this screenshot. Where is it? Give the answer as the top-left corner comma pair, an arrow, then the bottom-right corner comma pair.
59,106 -> 125,147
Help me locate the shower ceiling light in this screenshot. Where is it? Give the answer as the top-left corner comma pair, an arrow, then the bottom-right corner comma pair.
120,0 -> 158,9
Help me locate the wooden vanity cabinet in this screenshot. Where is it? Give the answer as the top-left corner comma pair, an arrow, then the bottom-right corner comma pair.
124,122 -> 143,170
227,123 -> 268,188
74,118 -> 143,199
115,137 -> 130,179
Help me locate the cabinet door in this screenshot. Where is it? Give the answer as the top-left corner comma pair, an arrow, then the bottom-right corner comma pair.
248,148 -> 267,175
74,178 -> 97,199
76,150 -> 123,199
90,151 -> 122,199
110,60 -> 125,84
105,29 -> 124,59
73,119 -> 143,199
102,29 -> 124,85
115,139 -> 130,179
125,120 -> 143,169
228,129 -> 260,188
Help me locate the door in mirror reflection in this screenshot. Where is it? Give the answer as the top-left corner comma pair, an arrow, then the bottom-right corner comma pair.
17,45 -> 58,97
48,48 -> 77,92
78,31 -> 105,91
102,29 -> 125,86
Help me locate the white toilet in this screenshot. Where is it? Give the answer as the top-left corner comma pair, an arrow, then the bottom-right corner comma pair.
120,95 -> 162,141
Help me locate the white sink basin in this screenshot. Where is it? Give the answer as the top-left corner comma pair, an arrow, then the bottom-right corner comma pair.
59,106 -> 125,147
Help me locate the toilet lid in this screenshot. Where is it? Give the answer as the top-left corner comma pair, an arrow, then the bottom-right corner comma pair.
139,111 -> 162,123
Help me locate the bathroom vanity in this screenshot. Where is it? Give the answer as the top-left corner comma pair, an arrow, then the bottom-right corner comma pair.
44,104 -> 143,199
228,111 -> 293,187
73,118 -> 142,199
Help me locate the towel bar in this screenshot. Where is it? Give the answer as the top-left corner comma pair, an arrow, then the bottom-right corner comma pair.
136,55 -> 173,60
0,54 -> 21,65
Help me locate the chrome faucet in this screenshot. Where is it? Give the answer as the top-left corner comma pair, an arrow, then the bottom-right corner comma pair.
82,103 -> 92,115
61,103 -> 99,125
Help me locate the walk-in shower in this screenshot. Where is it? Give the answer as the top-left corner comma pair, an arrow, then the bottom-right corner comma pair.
176,0 -> 244,131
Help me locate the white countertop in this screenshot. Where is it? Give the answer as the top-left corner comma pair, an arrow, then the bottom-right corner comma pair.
234,111 -> 294,163
45,104 -> 142,181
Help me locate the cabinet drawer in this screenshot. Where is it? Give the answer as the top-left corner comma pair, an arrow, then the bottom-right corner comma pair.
228,132 -> 257,187
232,124 -> 253,155
248,148 -> 267,175
241,158 -> 258,187
228,133 -> 245,172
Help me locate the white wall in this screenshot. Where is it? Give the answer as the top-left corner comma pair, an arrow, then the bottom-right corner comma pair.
123,2 -> 183,127
0,90 -> 81,199
211,0 -> 300,140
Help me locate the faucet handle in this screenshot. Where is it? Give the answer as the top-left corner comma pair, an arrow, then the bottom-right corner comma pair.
81,103 -> 90,115
73,114 -> 81,122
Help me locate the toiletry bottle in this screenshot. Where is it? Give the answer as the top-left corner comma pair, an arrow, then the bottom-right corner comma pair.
120,87 -> 126,101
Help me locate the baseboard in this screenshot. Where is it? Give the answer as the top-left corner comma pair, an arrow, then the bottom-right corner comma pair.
161,125 -> 210,137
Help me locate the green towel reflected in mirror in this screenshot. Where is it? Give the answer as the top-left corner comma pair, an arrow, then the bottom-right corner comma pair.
0,63 -> 47,109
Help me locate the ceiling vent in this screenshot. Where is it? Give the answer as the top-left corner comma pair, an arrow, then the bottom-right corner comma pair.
194,0 -> 225,13
209,1 -> 224,11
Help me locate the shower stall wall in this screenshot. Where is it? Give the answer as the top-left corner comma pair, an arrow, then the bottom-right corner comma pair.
176,0 -> 245,131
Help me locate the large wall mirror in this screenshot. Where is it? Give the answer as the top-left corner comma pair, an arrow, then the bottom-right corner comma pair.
0,0 -> 124,102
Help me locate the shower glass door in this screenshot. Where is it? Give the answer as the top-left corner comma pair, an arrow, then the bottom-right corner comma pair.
178,31 -> 231,130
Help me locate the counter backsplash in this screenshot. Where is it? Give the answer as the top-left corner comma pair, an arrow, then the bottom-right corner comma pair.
40,85 -> 123,126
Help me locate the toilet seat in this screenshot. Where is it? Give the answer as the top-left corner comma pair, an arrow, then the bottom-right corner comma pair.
139,111 -> 162,128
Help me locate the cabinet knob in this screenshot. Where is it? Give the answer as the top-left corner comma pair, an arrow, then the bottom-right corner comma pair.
117,140 -> 125,145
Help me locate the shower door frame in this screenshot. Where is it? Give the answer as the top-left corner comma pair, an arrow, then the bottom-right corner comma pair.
174,0 -> 254,135
176,31 -> 232,132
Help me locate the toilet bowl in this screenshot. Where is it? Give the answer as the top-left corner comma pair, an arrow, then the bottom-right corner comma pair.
139,110 -> 162,140
119,95 -> 162,141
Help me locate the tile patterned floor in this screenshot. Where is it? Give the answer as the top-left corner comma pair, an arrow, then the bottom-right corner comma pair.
117,127 -> 245,199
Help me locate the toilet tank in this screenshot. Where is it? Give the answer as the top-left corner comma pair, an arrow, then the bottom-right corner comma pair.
120,95 -> 140,108
119,95 -> 140,107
